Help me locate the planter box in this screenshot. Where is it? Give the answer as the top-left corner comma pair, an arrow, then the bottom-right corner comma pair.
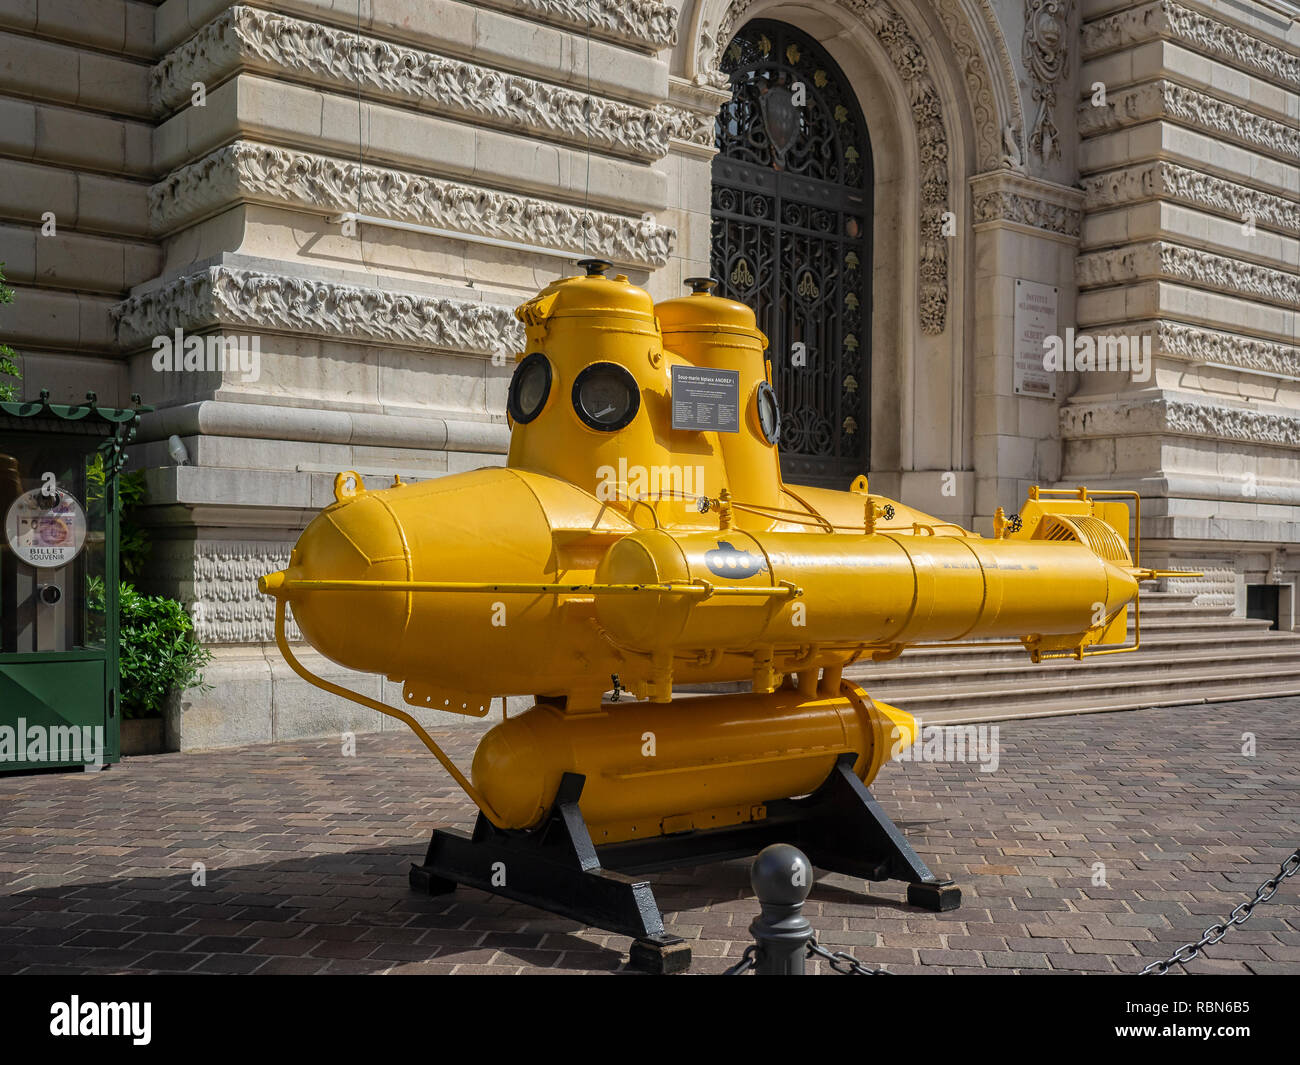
120,718 -> 164,756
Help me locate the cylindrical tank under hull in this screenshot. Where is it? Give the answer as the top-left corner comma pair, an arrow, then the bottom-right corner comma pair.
470,682 -> 916,844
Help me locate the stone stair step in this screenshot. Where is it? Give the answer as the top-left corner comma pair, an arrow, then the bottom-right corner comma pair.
893,678 -> 1300,726
863,659 -> 1300,706
848,644 -> 1300,691
859,629 -> 1295,672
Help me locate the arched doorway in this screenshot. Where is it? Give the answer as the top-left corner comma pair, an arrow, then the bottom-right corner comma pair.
711,18 -> 873,487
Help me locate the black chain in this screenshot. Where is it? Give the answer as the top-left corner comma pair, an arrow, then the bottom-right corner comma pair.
722,944 -> 759,975
806,937 -> 892,975
1141,847 -> 1300,975
722,939 -> 891,975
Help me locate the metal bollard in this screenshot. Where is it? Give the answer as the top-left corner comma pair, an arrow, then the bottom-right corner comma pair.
748,843 -> 814,974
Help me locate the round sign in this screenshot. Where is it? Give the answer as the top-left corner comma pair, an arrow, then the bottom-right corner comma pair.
4,487 -> 88,568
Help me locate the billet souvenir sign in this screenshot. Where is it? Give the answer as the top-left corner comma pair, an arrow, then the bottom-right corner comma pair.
4,486 -> 88,568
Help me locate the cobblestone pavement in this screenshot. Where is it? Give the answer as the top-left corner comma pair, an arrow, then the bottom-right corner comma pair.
0,697 -> 1296,975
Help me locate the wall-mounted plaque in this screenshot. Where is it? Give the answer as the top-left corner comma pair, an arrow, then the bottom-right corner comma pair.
1013,278 -> 1059,399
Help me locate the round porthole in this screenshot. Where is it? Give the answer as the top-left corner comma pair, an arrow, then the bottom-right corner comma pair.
755,380 -> 781,445
507,352 -> 552,424
572,363 -> 640,432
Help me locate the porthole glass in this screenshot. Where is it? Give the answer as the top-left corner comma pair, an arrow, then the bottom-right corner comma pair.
507,352 -> 552,424
756,380 -> 781,445
572,363 -> 640,432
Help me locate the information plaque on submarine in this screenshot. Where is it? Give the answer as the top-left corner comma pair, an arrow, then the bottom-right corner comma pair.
671,366 -> 740,433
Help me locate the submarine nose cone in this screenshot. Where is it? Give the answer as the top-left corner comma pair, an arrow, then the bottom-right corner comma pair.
283,492 -> 410,675
1103,560 -> 1141,616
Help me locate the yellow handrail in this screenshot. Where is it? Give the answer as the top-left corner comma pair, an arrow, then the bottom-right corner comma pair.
259,574 -> 802,599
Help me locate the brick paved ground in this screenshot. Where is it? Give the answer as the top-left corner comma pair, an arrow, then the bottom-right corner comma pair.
0,697 -> 1296,975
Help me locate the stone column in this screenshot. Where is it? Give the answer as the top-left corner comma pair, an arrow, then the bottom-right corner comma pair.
969,170 -> 1084,534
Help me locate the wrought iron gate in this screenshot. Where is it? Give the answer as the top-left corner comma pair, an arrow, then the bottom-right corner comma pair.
711,19 -> 873,487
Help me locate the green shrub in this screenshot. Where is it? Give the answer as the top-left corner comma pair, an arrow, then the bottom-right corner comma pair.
89,578 -> 212,719
0,265 -> 20,401
86,453 -> 151,577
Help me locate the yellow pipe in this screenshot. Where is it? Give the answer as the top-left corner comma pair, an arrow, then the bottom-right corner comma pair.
260,573 -> 800,599
273,598 -> 509,829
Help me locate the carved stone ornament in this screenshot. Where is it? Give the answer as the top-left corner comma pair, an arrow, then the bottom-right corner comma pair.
475,0 -> 679,52
152,6 -> 697,161
1023,0 -> 1074,161
1076,242 -> 1300,309
1078,81 -> 1300,164
1082,0 -> 1299,92
149,141 -> 677,268
1148,320 -> 1300,379
970,170 -> 1083,239
112,266 -> 526,357
972,190 -> 1082,236
1081,161 -> 1299,236
161,540 -> 301,645
1060,396 -> 1300,450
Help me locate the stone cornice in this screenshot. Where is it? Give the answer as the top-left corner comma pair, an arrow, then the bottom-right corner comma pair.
1076,241 -> 1300,309
149,142 -> 676,267
970,170 -> 1084,237
1135,319 -> 1300,378
1082,0 -> 1300,93
1061,396 -> 1300,449
471,0 -> 678,53
1077,80 -> 1300,164
664,76 -> 727,157
152,6 -> 682,162
158,0 -> 678,56
1081,161 -> 1300,235
112,267 -> 525,356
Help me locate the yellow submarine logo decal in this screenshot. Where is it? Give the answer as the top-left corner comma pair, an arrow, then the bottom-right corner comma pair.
704,541 -> 765,579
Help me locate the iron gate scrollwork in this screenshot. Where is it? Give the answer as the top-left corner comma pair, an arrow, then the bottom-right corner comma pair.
711,19 -> 873,487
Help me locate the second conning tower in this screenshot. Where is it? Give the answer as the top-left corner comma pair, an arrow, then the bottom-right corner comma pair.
654,276 -> 782,511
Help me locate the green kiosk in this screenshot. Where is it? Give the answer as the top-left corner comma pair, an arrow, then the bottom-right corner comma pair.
0,391 -> 147,772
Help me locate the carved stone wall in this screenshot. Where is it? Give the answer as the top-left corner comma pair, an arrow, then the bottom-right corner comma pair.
113,266 -> 525,357
1070,0 -> 1300,579
149,540 -> 301,645
149,142 -> 676,268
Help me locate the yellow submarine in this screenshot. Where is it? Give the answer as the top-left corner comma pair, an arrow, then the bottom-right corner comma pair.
258,259 -> 1176,971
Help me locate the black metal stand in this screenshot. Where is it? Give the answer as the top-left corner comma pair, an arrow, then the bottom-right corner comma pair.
409,753 -> 959,972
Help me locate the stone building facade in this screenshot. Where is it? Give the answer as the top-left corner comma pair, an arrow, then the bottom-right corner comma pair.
0,0 -> 1296,747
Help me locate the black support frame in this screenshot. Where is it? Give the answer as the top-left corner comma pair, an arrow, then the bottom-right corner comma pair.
409,752 -> 960,973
